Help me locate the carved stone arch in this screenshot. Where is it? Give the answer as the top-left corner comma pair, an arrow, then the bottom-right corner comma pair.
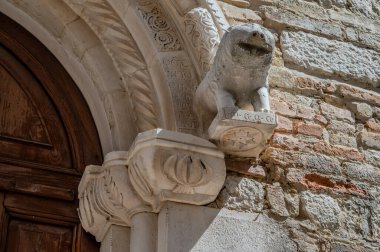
2,0 -> 232,145
0,1 -> 134,152
61,0 -> 231,136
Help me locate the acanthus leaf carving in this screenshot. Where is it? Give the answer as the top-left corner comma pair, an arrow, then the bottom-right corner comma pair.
78,157 -> 151,241
103,169 -> 124,209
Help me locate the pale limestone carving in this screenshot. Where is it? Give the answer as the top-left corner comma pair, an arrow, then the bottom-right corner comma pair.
163,154 -> 213,194
202,0 -> 230,34
137,0 -> 182,52
161,52 -> 199,134
169,0 -> 199,16
78,152 -> 151,241
221,0 -> 250,8
194,23 -> 277,157
127,129 -> 226,212
64,0 -> 159,132
79,129 -> 226,240
184,7 -> 220,77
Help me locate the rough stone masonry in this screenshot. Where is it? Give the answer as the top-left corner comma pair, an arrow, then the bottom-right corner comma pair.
214,0 -> 380,251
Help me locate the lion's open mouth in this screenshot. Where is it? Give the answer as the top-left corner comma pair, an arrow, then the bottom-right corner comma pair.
237,42 -> 271,55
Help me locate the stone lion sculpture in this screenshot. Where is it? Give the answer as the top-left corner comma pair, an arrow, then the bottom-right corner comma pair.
194,23 -> 275,133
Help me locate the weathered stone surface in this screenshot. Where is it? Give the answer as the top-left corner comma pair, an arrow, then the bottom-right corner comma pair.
314,141 -> 364,162
348,102 -> 373,121
374,107 -> 380,118
366,120 -> 380,133
337,84 -> 380,107
343,162 -> 380,183
331,243 -> 378,252
218,1 -> 262,24
281,31 -> 380,87
301,191 -> 341,229
295,122 -> 324,137
337,197 -> 377,242
326,120 -> 356,135
286,169 -> 366,196
359,131 -> 380,151
329,133 -> 357,148
269,66 -> 337,95
363,150 -> 380,167
262,6 -> 343,38
271,98 -> 315,120
271,133 -> 307,151
217,175 -> 265,212
158,202 -> 297,252
299,151 -> 342,175
267,183 -> 289,217
284,192 -> 300,217
320,102 -> 355,123
275,115 -> 293,133
226,160 -> 266,179
271,89 -> 317,109
263,147 -> 342,175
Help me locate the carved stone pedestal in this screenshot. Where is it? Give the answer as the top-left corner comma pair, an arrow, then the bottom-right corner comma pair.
209,108 -> 277,157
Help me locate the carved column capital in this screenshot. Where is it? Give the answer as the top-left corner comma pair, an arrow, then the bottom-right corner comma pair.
78,152 -> 151,241
127,129 -> 226,212
78,129 -> 226,240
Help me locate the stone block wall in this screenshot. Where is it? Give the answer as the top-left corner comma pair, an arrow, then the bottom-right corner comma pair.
213,1 -> 380,251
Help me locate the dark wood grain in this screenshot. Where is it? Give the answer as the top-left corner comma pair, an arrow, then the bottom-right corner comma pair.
0,13 -> 102,251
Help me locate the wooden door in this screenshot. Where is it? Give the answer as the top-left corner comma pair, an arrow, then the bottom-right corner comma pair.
0,13 -> 102,251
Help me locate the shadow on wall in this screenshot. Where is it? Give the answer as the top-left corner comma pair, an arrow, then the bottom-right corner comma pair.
158,202 -> 296,252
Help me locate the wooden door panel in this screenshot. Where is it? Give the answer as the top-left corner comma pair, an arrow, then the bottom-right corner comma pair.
0,13 -> 102,252
6,220 -> 73,252
0,45 -> 72,171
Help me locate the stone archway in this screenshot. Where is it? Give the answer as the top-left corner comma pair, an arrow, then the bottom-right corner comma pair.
1,0 -> 231,150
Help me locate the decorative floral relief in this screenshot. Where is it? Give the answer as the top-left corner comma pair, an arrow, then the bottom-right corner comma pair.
184,7 -> 220,77
163,154 -> 212,194
137,0 -> 182,51
221,127 -> 263,151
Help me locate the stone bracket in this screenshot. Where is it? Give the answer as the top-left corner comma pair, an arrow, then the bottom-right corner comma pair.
127,129 -> 226,212
209,108 -> 277,157
78,129 -> 226,241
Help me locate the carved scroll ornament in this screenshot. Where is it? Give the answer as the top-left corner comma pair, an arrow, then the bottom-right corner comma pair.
183,7 -> 220,77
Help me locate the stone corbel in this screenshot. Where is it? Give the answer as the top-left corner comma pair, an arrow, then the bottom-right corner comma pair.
78,129 -> 226,241
194,23 -> 278,158
127,129 -> 226,212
